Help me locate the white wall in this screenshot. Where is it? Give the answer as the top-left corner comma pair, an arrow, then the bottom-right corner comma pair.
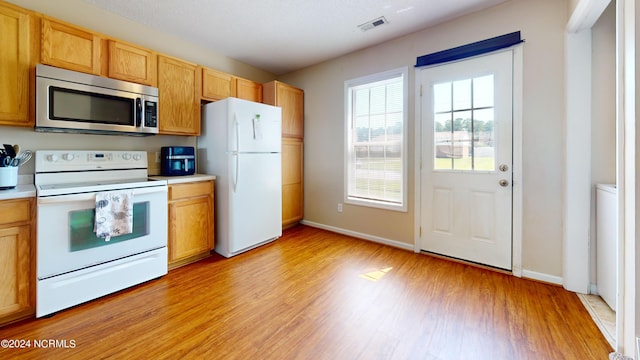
281,0 -> 569,278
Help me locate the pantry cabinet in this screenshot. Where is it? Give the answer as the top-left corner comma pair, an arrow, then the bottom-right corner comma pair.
107,40 -> 157,86
0,198 -> 35,326
158,55 -> 201,135
236,77 -> 262,103
41,17 -> 101,75
0,3 -> 34,127
167,180 -> 214,269
282,138 -> 304,227
263,81 -> 305,227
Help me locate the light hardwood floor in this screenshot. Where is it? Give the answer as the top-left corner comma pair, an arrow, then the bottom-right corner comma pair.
0,225 -> 612,359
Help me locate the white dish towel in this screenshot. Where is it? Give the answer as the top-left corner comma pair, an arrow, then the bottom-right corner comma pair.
94,191 -> 134,241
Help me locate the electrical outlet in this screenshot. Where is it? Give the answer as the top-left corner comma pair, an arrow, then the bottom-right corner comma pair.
155,152 -> 161,163
337,203 -> 343,213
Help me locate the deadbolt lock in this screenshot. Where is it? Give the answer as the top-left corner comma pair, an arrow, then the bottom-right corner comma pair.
499,164 -> 509,172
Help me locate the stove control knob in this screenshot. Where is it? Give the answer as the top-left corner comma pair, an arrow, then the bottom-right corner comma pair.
122,153 -> 132,160
47,154 -> 59,162
133,153 -> 141,161
63,153 -> 75,161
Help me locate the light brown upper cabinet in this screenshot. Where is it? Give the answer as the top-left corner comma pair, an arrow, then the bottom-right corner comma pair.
236,77 -> 262,103
41,17 -> 101,75
201,67 -> 235,101
0,3 -> 34,127
263,81 -> 304,138
107,40 -> 157,86
158,55 -> 201,136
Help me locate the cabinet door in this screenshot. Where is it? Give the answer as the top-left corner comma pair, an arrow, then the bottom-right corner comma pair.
201,67 -> 235,101
41,17 -> 101,75
236,78 -> 262,103
169,196 -> 212,261
277,83 -> 304,138
158,55 -> 201,135
0,5 -> 32,126
263,81 -> 304,138
168,181 -> 214,268
0,225 -> 31,320
108,40 -> 157,86
282,138 -> 303,227
0,197 -> 34,325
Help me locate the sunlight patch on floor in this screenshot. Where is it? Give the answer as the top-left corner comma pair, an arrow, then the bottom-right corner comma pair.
360,267 -> 393,282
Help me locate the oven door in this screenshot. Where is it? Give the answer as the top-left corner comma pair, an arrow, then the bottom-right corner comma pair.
36,185 -> 167,279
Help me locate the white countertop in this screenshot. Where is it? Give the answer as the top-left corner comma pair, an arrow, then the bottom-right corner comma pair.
149,173 -> 216,184
0,176 -> 36,200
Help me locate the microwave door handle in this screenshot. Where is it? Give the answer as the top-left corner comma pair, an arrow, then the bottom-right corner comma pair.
136,98 -> 142,127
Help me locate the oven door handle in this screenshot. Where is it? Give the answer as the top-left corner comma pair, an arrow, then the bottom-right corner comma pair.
37,186 -> 167,204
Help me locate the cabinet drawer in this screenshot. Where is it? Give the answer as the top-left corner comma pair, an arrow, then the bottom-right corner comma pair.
169,181 -> 213,201
0,198 -> 32,226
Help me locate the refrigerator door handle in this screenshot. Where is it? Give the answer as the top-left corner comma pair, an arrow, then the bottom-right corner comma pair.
232,152 -> 239,193
233,115 -> 240,193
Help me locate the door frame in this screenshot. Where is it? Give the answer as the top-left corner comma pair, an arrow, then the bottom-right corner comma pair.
413,46 -> 524,277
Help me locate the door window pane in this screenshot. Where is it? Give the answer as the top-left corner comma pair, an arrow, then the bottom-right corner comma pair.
433,75 -> 495,172
473,108 -> 495,171
473,75 -> 494,108
453,79 -> 471,110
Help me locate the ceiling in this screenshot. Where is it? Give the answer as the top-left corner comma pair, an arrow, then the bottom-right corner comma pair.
83,0 -> 509,75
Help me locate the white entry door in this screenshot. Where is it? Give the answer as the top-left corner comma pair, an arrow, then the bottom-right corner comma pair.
420,50 -> 513,270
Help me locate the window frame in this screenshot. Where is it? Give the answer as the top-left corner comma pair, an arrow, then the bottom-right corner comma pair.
344,67 -> 409,212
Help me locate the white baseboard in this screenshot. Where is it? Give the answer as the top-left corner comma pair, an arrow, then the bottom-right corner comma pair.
301,221 -> 564,286
300,220 -> 414,251
521,269 -> 563,286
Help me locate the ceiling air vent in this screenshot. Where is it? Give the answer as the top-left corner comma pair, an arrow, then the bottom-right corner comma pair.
358,16 -> 388,32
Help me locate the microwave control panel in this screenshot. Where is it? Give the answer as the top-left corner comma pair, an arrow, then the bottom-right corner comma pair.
144,101 -> 158,128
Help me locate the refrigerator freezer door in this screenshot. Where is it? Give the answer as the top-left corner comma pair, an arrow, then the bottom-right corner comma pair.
229,98 -> 281,154
221,152 -> 282,256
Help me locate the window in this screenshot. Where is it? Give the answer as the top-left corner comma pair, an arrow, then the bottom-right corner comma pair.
433,75 -> 495,171
345,67 -> 408,211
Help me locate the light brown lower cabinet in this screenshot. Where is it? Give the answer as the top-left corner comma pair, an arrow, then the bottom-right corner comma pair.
0,197 -> 35,326
282,138 -> 303,228
167,180 -> 214,270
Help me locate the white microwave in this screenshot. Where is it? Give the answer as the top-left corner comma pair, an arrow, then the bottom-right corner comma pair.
35,64 -> 159,136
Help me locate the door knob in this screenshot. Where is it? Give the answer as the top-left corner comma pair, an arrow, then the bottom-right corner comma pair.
499,179 -> 509,187
499,164 -> 509,172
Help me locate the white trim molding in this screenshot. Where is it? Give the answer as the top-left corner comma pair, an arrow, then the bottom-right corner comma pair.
521,270 -> 563,286
301,220 -> 415,252
563,29 -> 592,294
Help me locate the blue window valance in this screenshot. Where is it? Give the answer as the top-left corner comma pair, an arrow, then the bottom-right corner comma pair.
415,31 -> 523,68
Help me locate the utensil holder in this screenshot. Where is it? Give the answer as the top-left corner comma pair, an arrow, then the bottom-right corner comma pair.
0,166 -> 18,189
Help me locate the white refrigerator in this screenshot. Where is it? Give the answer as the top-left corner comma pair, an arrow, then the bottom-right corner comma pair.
198,97 -> 282,257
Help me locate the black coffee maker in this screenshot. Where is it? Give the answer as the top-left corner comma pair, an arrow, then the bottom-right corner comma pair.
160,146 -> 195,176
